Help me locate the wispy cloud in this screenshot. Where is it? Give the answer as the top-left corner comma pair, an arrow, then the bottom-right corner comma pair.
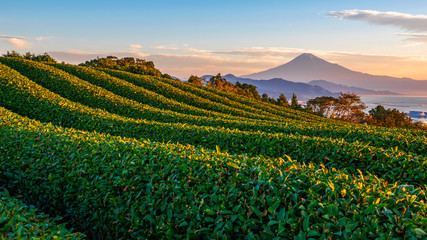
0,34 -> 29,39
152,46 -> 179,51
5,38 -> 31,49
185,48 -> 211,54
129,44 -> 143,52
396,33 -> 427,44
214,47 -> 305,58
0,34 -> 44,49
328,10 -> 427,32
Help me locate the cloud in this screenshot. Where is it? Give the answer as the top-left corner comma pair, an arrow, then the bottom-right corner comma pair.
152,46 -> 179,50
214,47 -> 305,58
1,34 -> 31,49
328,10 -> 427,32
129,44 -> 143,52
0,34 -> 29,39
5,38 -> 31,49
185,48 -> 211,54
396,33 -> 427,43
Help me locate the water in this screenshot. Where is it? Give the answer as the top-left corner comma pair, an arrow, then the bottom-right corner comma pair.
360,95 -> 427,124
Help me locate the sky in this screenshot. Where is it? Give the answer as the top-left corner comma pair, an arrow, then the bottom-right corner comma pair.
2,0 -> 427,80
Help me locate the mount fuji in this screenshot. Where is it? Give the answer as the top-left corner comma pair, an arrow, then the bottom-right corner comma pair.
241,53 -> 427,95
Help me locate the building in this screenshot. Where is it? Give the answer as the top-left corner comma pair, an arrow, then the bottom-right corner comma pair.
408,111 -> 427,118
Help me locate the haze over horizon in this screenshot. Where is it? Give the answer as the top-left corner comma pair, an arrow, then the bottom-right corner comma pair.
2,0 -> 427,80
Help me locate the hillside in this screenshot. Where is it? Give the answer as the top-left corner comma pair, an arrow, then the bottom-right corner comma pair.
0,57 -> 426,239
242,53 -> 427,95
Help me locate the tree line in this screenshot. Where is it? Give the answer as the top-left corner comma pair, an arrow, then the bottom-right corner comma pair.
80,56 -> 168,78
3,50 -> 56,63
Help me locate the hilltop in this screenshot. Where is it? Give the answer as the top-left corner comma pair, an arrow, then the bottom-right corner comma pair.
0,56 -> 426,239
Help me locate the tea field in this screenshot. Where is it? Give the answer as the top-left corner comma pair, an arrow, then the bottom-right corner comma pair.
0,57 -> 426,239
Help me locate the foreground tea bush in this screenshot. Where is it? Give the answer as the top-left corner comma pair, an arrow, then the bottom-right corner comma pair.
1,62 -> 426,187
0,188 -> 85,239
0,108 -> 426,239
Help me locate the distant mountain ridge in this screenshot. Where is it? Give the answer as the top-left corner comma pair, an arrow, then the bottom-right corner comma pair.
202,74 -> 337,100
241,53 -> 427,95
308,80 -> 398,96
201,74 -> 397,100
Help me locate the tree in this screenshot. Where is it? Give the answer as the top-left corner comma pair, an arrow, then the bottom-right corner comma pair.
306,96 -> 336,116
306,93 -> 366,123
367,105 -> 424,129
290,93 -> 302,110
33,52 -> 56,63
261,93 -> 270,102
333,92 -> 366,122
188,75 -> 205,86
277,93 -> 289,107
235,82 -> 261,100
204,74 -> 261,100
208,73 -> 233,91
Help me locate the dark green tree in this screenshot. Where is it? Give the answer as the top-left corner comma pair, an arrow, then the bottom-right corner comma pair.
367,105 -> 424,129
290,93 -> 302,110
277,93 -> 289,107
261,93 -> 270,102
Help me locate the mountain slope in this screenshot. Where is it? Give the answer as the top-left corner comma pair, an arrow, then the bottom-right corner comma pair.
242,53 -> 427,94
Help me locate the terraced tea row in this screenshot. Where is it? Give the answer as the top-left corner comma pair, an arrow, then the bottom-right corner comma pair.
1,108 -> 425,239
102,68 -> 289,122
49,63 -> 314,131
1,62 -> 426,187
0,58 -> 301,135
97,64 -> 427,156
0,189 -> 84,239
52,63 -> 234,119
48,61 -> 427,156
5,58 -> 424,157
168,75 -> 327,123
